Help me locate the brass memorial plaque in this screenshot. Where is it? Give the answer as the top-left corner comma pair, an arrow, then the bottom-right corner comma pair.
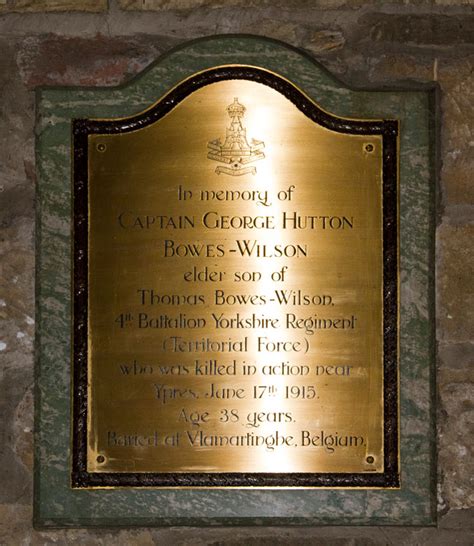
72,66 -> 399,488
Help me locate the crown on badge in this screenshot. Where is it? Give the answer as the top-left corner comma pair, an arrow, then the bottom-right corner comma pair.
207,98 -> 265,176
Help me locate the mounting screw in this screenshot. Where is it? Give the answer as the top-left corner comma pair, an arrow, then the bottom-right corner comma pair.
366,455 -> 375,464
364,143 -> 374,153
96,143 -> 106,152
96,455 -> 106,464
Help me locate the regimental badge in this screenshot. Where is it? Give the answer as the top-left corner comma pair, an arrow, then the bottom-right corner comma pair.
207,98 -> 265,176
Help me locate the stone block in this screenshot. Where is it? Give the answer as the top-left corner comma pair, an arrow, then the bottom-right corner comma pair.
118,0 -> 236,7
17,35 -> 164,88
438,342 -> 474,510
307,30 -> 345,54
438,225 -> 474,342
244,19 -> 299,44
439,383 -> 474,508
117,0 -> 374,10
435,0 -> 473,4
439,56 -> 474,206
0,363 -> 32,504
368,54 -> 433,84
0,0 -> 107,12
360,14 -> 474,46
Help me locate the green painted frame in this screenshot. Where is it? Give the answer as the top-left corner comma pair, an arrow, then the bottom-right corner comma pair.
35,35 -> 436,527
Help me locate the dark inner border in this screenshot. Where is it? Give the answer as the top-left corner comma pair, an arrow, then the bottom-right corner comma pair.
72,65 -> 399,489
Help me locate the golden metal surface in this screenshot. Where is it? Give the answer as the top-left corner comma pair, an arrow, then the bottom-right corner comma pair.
87,79 -> 384,475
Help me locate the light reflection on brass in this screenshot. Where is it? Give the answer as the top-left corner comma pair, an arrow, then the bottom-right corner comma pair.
87,79 -> 384,475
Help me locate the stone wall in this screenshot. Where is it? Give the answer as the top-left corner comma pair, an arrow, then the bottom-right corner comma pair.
0,0 -> 472,543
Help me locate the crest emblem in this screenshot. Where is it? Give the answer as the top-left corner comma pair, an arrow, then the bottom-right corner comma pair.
207,98 -> 265,176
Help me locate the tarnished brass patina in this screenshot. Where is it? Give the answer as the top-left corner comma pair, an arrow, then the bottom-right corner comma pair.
74,68 -> 398,485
